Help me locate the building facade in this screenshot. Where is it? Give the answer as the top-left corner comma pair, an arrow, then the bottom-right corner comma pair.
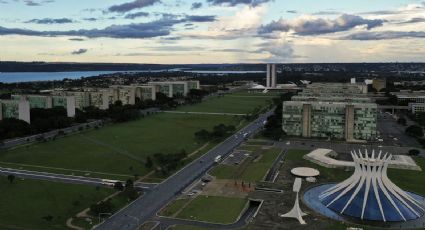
0,99 -> 31,123
282,101 -> 377,141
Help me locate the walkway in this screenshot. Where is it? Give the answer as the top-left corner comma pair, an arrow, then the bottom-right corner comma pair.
162,111 -> 247,116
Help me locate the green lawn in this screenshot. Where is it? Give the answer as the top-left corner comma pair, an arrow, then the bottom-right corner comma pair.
176,94 -> 273,114
388,157 -> 425,195
160,198 -> 191,217
176,196 -> 247,224
0,113 -> 241,179
210,147 -> 281,182
0,177 -> 115,230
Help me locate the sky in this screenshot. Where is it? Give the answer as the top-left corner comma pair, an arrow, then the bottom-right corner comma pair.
0,0 -> 425,64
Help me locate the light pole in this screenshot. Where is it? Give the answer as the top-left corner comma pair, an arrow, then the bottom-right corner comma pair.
125,214 -> 140,229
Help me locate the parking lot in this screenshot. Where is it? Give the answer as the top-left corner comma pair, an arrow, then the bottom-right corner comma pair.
376,111 -> 420,148
222,150 -> 250,166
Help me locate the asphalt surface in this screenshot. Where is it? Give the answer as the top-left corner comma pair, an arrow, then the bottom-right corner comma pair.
376,112 -> 420,147
94,110 -> 274,230
0,167 -> 157,190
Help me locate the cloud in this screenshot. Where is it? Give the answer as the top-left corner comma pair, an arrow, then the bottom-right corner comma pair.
206,0 -> 272,7
0,15 -> 216,39
83,18 -> 98,22
23,0 -> 54,6
184,15 -> 216,22
108,0 -> 160,13
341,31 -> 425,40
256,41 -> 300,61
124,12 -> 150,19
191,2 -> 202,10
69,38 -> 85,41
286,10 -> 297,14
398,17 -> 425,24
71,48 -> 87,55
259,14 -> 386,35
25,18 -> 74,24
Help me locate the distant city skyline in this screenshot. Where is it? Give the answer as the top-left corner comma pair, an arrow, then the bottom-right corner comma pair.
1,0 -> 425,63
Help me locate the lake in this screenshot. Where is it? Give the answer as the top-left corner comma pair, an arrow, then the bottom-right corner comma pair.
0,70 -> 266,83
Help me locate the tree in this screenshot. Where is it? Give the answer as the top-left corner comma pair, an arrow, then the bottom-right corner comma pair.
145,156 -> 153,169
114,181 -> 124,191
408,149 -> 420,156
90,200 -> 113,215
125,179 -> 134,189
7,174 -> 15,184
194,129 -> 210,141
406,125 -> 424,137
397,117 -> 407,126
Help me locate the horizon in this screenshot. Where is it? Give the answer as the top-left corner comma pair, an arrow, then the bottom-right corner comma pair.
1,0 -> 425,64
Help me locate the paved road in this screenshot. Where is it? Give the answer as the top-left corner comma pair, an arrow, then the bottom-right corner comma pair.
376,112 -> 420,148
0,167 -> 157,190
94,110 -> 274,230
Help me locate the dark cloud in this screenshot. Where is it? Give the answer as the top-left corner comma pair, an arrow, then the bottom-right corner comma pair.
25,18 -> 74,24
0,15 -> 216,39
286,10 -> 297,14
71,48 -> 88,55
108,0 -> 160,13
69,38 -> 85,41
23,0 -> 54,6
341,31 -> 425,40
398,17 -> 425,24
259,14 -> 385,35
124,12 -> 150,19
184,15 -> 216,22
83,18 -> 98,22
191,2 -> 202,10
207,0 -> 272,7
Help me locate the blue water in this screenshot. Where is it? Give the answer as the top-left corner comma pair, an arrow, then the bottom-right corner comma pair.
0,71 -> 144,83
0,70 -> 266,83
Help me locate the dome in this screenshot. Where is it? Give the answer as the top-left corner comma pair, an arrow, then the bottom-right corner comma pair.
319,150 -> 425,222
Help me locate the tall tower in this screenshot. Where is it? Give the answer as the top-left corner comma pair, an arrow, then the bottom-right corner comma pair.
271,64 -> 277,88
266,64 -> 277,88
266,64 -> 271,88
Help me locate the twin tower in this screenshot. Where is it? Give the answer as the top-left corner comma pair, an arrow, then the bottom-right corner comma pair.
266,64 -> 277,88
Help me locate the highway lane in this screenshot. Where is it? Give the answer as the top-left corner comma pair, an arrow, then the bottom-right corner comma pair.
94,110 -> 274,230
0,167 -> 157,190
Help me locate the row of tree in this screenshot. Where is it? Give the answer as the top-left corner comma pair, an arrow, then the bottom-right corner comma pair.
194,124 -> 236,142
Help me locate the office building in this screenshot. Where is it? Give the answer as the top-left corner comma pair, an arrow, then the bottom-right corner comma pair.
0,98 -> 31,123
409,103 -> 425,114
304,83 -> 368,95
11,95 -> 76,118
391,91 -> 425,104
266,64 -> 277,88
282,101 -> 377,141
372,78 -> 387,92
148,81 -> 200,97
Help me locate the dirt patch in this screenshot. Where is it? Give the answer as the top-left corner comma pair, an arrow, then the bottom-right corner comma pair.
202,179 -> 254,198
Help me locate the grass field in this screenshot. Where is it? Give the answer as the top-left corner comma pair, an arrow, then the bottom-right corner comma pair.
0,92 -> 273,180
210,146 -> 281,182
174,196 -> 247,224
0,177 -> 116,230
176,94 -> 273,114
0,113 -> 241,179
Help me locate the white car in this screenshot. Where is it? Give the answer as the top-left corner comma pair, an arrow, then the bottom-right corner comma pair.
286,141 -> 290,145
